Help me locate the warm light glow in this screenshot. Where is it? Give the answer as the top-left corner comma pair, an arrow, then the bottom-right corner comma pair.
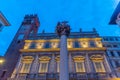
0,59 -> 4,64
95,41 -> 102,47
39,56 -> 51,61
81,41 -> 88,48
51,42 -> 58,48
36,42 -> 44,49
67,41 -> 73,48
73,56 -> 85,62
24,42 -> 31,49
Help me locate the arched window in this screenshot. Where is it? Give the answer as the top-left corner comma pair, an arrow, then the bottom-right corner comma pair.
20,56 -> 34,73
90,55 -> 105,72
73,56 -> 85,72
39,56 -> 51,73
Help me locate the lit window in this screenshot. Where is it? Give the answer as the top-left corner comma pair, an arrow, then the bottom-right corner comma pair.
20,63 -> 31,73
75,62 -> 85,72
67,41 -> 73,48
73,56 -> 85,72
39,62 -> 48,73
39,56 -> 50,73
94,62 -> 105,72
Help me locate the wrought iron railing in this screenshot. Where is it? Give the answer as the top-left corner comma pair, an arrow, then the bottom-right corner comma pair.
8,72 -> 114,80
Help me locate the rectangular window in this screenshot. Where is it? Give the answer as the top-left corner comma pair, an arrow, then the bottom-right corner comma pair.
115,61 -> 120,68
75,62 -> 85,72
89,41 -> 96,47
74,41 -> 80,48
115,38 -> 119,41
107,45 -> 112,48
21,63 -> 31,73
113,45 -> 118,48
94,62 -> 105,72
39,62 -> 48,73
109,38 -> 114,41
29,43 -> 36,49
45,42 -> 50,48
117,52 -> 120,57
110,51 -> 115,57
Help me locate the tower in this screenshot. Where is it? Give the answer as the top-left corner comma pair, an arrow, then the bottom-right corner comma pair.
0,14 -> 40,79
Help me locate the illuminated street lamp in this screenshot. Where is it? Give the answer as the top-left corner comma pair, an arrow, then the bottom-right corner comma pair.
0,56 -> 5,64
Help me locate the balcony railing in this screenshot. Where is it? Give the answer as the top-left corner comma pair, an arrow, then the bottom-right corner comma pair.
8,72 -> 114,80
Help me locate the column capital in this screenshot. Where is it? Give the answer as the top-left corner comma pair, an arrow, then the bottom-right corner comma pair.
56,21 -> 70,37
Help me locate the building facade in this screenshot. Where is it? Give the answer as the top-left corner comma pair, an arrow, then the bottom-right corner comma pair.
1,15 -> 120,80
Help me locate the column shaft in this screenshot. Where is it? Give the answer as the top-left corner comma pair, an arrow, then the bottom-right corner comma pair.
60,35 -> 69,80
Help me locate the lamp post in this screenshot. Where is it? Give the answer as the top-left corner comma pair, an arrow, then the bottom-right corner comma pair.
56,21 -> 70,80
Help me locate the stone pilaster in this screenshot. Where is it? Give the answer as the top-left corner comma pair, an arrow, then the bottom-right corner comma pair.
30,55 -> 39,73
49,54 -> 55,73
69,53 -> 73,73
103,55 -> 111,72
11,55 -> 22,78
86,53 -> 91,73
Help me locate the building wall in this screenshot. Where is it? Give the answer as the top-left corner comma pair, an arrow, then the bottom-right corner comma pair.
8,36 -> 118,80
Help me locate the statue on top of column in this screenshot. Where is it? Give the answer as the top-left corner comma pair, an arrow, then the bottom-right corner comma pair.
56,21 -> 70,37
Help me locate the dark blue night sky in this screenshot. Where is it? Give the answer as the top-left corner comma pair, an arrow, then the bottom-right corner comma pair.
0,0 -> 120,56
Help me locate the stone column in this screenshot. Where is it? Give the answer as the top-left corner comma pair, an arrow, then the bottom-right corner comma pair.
30,55 -> 39,73
56,21 -> 70,80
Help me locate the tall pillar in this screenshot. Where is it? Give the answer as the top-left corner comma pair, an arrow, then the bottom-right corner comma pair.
56,21 -> 70,80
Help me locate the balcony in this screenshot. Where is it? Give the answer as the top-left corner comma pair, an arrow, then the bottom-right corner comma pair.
8,72 -> 115,80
